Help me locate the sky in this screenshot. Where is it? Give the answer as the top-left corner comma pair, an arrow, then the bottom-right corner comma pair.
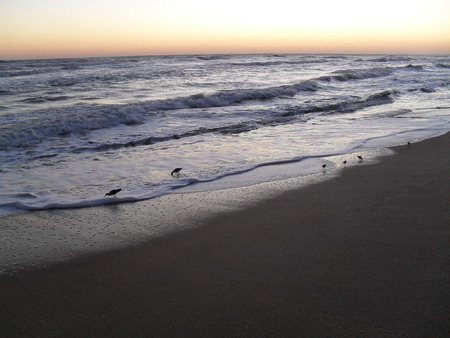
1,0 -> 450,59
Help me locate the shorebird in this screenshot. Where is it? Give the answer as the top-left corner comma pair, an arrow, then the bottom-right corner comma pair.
357,155 -> 363,161
343,160 -> 347,165
104,188 -> 121,197
171,168 -> 182,177
322,164 -> 327,169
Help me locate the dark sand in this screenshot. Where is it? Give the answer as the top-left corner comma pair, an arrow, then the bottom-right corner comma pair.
1,133 -> 449,337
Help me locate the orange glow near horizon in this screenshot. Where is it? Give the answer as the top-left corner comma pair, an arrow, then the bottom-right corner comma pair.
1,0 -> 449,59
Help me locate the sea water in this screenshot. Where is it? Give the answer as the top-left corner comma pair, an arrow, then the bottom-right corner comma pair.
1,54 -> 449,215
1,54 -> 450,273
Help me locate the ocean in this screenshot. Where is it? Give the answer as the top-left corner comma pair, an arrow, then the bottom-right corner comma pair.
1,54 -> 449,216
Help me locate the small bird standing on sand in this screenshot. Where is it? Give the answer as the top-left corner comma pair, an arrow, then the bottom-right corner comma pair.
171,168 -> 182,177
357,155 -> 363,161
104,188 -> 121,197
343,160 -> 347,165
322,164 -> 327,169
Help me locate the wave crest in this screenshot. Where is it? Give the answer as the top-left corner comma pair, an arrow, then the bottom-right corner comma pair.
0,65 -> 406,150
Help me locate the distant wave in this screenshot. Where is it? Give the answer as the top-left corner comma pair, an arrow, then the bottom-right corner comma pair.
318,67 -> 393,82
194,55 -> 232,61
404,64 -> 424,70
20,95 -> 72,104
0,66 -> 52,77
228,59 -> 326,67
368,56 -> 412,62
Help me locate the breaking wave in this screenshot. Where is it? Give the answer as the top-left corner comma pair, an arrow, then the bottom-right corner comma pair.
18,90 -> 396,155
0,64 -> 429,150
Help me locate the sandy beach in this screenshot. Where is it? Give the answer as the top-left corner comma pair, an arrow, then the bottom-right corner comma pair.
1,132 -> 449,337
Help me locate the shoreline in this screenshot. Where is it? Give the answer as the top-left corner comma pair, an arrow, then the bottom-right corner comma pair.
0,141 -> 394,274
1,132 -> 449,336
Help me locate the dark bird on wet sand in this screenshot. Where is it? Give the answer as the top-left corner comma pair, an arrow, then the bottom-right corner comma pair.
322,164 -> 327,169
171,168 -> 182,176
357,155 -> 363,161
343,160 -> 347,165
104,188 -> 121,197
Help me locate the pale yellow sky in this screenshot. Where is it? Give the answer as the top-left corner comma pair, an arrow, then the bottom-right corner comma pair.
1,0 -> 449,59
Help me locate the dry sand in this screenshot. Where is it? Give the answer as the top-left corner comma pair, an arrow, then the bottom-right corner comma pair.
1,132 -> 449,337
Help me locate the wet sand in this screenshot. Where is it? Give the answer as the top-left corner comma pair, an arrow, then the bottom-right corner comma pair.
1,132 -> 449,337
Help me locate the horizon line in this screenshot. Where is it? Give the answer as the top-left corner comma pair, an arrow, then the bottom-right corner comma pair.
2,50 -> 449,62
